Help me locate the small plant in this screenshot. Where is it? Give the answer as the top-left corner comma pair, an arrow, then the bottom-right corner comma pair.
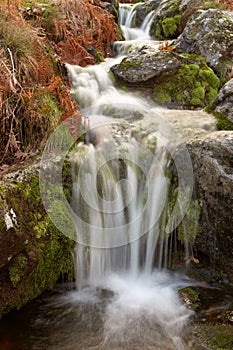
158,41 -> 174,51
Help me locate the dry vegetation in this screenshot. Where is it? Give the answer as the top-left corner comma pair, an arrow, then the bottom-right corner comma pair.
0,0 -> 118,166
219,0 -> 233,10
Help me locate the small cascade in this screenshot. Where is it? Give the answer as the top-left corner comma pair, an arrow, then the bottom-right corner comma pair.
71,134 -> 169,288
61,3 -> 196,349
119,3 -> 155,40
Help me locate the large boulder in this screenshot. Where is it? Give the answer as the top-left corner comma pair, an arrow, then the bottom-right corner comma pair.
0,159 -> 75,318
211,78 -> 233,124
186,131 -> 233,281
175,9 -> 233,80
111,47 -> 220,109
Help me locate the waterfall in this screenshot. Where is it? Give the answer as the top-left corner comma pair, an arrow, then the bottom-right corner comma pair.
119,3 -> 155,40
71,134 -> 169,287
41,4 -> 196,349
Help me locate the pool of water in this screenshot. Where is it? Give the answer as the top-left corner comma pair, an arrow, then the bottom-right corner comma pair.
0,288 -> 210,349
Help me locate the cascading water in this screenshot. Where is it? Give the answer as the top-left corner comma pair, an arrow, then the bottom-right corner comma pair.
37,4 -> 198,350
118,3 -> 155,40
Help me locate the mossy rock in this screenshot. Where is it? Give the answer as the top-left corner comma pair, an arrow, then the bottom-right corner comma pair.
154,54 -> 220,109
179,287 -> 201,311
0,160 -> 75,318
205,108 -> 233,131
155,14 -> 181,39
149,0 -> 182,39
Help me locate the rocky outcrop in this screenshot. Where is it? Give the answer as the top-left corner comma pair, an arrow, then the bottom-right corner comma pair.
211,78 -> 233,123
111,47 -> 220,109
175,9 -> 233,80
0,160 -> 75,318
186,131 -> 233,281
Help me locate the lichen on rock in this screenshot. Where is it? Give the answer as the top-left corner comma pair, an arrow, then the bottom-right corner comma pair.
175,9 -> 233,81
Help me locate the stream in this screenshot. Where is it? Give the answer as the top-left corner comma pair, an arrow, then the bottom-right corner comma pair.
0,3 -> 232,350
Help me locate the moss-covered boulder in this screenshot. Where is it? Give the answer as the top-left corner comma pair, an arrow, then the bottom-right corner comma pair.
153,55 -> 220,108
111,48 -> 220,109
175,9 -> 233,82
0,159 -> 75,318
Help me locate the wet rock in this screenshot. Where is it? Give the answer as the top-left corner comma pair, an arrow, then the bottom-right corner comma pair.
175,9 -> 233,79
186,131 -> 233,281
211,78 -> 233,123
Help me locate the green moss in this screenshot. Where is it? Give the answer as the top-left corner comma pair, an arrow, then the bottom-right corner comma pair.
0,171 -> 76,317
120,59 -> 142,69
195,324 -> 233,350
154,56 -> 220,108
8,254 -> 28,287
33,216 -> 50,238
37,92 -> 62,123
42,5 -> 64,42
154,90 -> 172,104
155,23 -> 162,39
155,13 -> 181,39
145,4 -> 153,14
170,0 -> 182,10
205,108 -> 233,130
190,86 -> 205,106
161,15 -> 181,38
178,287 -> 200,310
95,50 -> 105,63
178,199 -> 201,243
31,229 -> 75,294
116,24 -> 125,41
48,200 -> 76,241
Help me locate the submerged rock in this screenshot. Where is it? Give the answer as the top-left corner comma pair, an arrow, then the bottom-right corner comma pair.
186,131 -> 233,281
211,78 -> 233,124
175,9 -> 233,80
